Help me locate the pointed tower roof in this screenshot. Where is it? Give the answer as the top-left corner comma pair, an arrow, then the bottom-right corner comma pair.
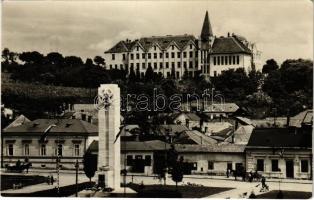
201,11 -> 213,41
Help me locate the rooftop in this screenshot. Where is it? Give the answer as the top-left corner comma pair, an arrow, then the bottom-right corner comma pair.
3,119 -> 98,135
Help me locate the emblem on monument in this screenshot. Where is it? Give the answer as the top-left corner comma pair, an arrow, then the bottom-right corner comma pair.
94,88 -> 114,110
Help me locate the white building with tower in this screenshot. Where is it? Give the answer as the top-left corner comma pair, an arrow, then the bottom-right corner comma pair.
104,11 -> 261,80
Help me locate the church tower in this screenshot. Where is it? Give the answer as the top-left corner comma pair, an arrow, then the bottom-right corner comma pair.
199,11 -> 214,80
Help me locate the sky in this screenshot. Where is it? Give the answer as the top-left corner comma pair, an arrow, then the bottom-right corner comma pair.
2,0 -> 313,67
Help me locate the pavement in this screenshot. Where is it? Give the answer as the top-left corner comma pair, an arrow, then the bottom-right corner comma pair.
1,169 -> 312,198
124,174 -> 312,198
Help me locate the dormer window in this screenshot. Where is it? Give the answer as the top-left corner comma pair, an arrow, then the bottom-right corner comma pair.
136,46 -> 139,51
154,46 -> 156,51
171,45 -> 174,50
190,44 -> 193,49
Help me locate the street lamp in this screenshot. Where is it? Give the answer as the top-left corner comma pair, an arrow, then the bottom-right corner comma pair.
75,159 -> 79,197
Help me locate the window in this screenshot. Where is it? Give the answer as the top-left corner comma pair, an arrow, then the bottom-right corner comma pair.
167,72 -> 170,77
154,53 -> 157,59
192,162 -> 197,170
221,56 -> 224,65
56,144 -> 63,156
154,46 -> 156,51
144,155 -> 151,166
142,63 -> 146,69
176,72 -> 179,78
154,63 -> 157,69
190,44 -> 193,49
189,51 -> 193,58
171,52 -> 175,58
225,56 -> 228,65
112,54 -> 115,60
177,52 -> 181,58
136,46 -> 139,51
136,63 -> 140,69
229,56 -> 232,65
159,63 -> 163,69
257,159 -> 264,171
159,53 -> 163,58
214,71 -> 217,77
165,52 -> 169,58
148,53 -> 151,59
7,144 -> 13,156
301,160 -> 309,172
115,64 -> 118,69
74,144 -> 80,156
189,61 -> 193,68
127,155 -> 133,166
109,65 -> 112,69
217,56 -> 220,65
236,56 -> 239,64
40,144 -> 46,156
271,159 -> 279,171
171,45 -> 174,50
88,116 -> 92,123
130,54 -> 134,60
183,52 -> 187,58
233,56 -> 236,64
148,63 -> 151,68
142,53 -> 145,59
136,53 -> 139,60
130,63 -> 134,68
177,62 -> 181,68
171,62 -> 175,68
208,161 -> 214,170
183,62 -> 187,68
24,144 -> 30,156
166,62 -> 169,68
120,64 -> 123,69
213,57 -> 216,65
122,54 -> 126,60
195,51 -> 198,57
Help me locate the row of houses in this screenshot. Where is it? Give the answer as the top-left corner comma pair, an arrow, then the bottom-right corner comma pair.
1,109 -> 312,179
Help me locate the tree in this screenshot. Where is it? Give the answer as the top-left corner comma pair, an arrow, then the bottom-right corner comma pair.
145,65 -> 154,82
46,52 -> 64,65
262,59 -> 279,74
64,56 -> 83,67
171,156 -> 184,190
83,150 -> 98,187
19,51 -> 44,64
85,58 -> 94,67
93,56 -> 105,67
2,48 -> 10,65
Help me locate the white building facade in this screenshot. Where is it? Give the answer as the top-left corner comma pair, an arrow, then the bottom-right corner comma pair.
104,11 -> 260,80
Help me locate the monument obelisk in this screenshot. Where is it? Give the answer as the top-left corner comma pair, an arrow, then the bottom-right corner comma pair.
97,84 -> 120,190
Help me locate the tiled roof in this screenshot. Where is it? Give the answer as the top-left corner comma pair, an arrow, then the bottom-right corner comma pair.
246,127 -> 312,148
173,112 -> 201,122
3,119 -> 97,134
211,36 -> 251,54
233,125 -> 254,144
88,140 -> 170,152
235,116 -> 253,126
175,143 -> 246,153
183,130 -> 218,145
157,124 -> 189,135
88,139 -> 245,153
3,115 -> 31,130
105,35 -> 197,53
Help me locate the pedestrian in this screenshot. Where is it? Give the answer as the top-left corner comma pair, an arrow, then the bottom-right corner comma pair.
261,176 -> 268,191
249,171 -> 253,182
51,175 -> 54,185
226,168 -> 230,178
